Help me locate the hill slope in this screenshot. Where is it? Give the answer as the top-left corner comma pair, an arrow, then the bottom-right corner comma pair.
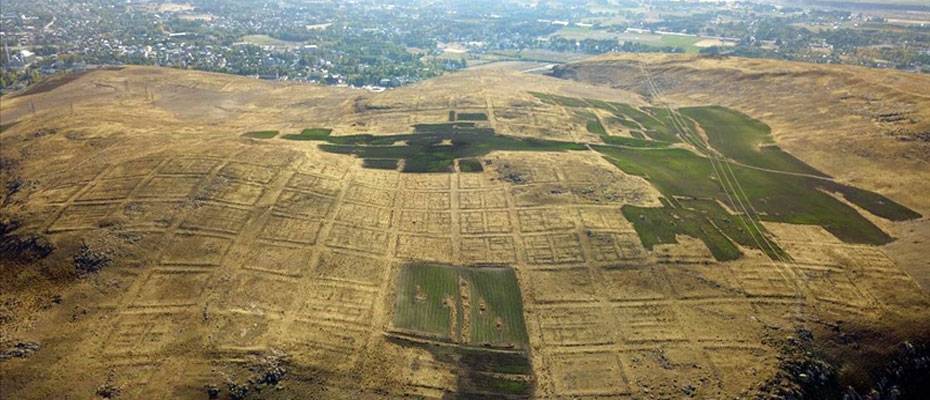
1,60 -> 929,399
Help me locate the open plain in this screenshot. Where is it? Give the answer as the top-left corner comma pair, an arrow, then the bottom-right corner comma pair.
1,56 -> 929,399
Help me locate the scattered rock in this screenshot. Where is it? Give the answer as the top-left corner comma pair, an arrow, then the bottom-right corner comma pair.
682,383 -> 696,397
496,163 -> 528,184
95,373 -> 121,399
227,381 -> 249,400
205,385 -> 220,399
0,341 -> 40,361
32,128 -> 57,138
0,219 -> 54,263
74,242 -> 111,275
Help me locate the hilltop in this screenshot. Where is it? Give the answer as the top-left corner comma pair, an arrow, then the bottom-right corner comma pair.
1,57 -> 929,399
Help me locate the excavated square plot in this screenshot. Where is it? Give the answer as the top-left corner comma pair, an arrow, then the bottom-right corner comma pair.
287,172 -> 343,197
460,236 -> 517,264
325,224 -> 391,255
218,162 -> 278,184
76,177 -> 142,202
549,351 -> 631,396
259,215 -> 322,245
135,176 -> 202,199
336,202 -> 394,230
397,210 -> 451,235
180,203 -> 252,234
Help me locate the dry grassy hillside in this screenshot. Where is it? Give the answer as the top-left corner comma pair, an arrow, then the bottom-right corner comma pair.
1,61 -> 928,399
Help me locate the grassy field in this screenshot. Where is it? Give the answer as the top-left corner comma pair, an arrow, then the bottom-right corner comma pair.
458,158 -> 484,172
585,116 -> 607,136
393,263 -> 529,349
623,198 -> 787,261
393,263 -> 460,339
577,110 -> 670,148
679,106 -> 829,176
390,336 -> 534,397
593,143 -> 915,249
549,27 -> 703,53
456,112 -> 488,121
361,158 -> 399,170
487,49 -> 590,63
241,130 -> 278,139
466,267 -> 529,347
281,128 -> 332,141
531,92 -> 681,142
238,34 -> 304,49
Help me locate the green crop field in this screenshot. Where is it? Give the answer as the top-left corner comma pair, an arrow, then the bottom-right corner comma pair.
392,263 -> 529,349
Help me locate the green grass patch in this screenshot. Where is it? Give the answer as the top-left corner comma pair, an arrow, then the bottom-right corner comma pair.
361,158 -> 399,170
282,127 -> 333,141
241,130 -> 278,139
680,106 -> 828,176
826,181 -> 922,221
529,91 -> 590,108
316,123 -> 584,173
585,118 -> 607,136
393,263 -> 459,339
413,121 -> 477,133
457,348 -> 533,375
623,199 -> 787,261
641,107 -> 687,143
611,116 -> 644,131
388,336 -> 535,398
601,135 -> 671,148
470,373 -> 531,395
594,144 -> 914,249
393,263 -> 529,349
458,158 -> 484,173
658,34 -> 702,53
457,112 -> 488,121
533,92 -> 682,143
597,101 -> 681,143
579,110 -> 670,148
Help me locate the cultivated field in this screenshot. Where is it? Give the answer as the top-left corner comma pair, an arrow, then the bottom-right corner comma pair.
1,58 -> 929,399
